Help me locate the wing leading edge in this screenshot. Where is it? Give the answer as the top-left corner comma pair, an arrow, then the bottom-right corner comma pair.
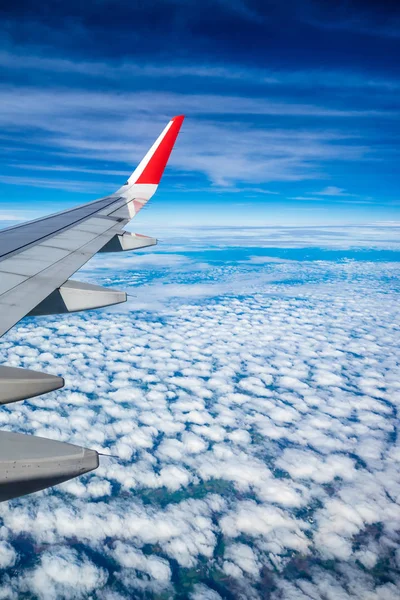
0,115 -> 185,501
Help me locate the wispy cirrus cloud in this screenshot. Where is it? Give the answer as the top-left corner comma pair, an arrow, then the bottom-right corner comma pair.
0,87 -> 373,190
312,186 -> 355,196
2,49 -> 400,92
0,175 -> 115,194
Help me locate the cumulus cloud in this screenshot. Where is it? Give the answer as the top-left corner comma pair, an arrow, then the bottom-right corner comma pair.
19,547 -> 108,600
0,541 -> 17,569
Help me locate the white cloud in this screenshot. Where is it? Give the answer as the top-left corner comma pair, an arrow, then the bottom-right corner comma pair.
224,543 -> 261,577
0,542 -> 17,569
190,584 -> 223,600
20,547 -> 108,600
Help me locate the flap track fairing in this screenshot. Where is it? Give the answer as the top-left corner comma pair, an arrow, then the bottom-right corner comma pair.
29,280 -> 127,316
0,431 -> 98,501
0,365 -> 64,406
99,231 -> 157,253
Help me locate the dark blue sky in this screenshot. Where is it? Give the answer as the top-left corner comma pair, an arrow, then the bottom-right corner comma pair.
0,0 -> 399,225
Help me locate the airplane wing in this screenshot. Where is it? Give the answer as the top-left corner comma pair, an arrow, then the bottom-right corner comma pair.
0,115 -> 185,502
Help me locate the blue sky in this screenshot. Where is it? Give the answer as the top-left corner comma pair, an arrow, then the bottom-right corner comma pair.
0,0 -> 399,226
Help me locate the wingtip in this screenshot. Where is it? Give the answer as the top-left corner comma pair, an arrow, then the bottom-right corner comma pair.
135,115 -> 185,185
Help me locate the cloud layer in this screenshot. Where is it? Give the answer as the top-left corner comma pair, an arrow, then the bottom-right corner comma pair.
0,240 -> 399,598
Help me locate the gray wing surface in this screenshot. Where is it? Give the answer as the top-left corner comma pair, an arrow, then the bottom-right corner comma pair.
0,193 -> 131,337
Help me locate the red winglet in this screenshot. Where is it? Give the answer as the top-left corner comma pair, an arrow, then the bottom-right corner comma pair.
136,115 -> 185,185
